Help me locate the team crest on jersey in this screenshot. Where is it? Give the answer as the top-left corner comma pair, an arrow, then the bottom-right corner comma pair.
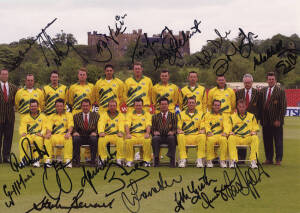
141,82 -> 145,85
63,118 -> 67,121
142,118 -> 145,121
196,91 -> 199,94
220,118 -> 223,121
59,89 -> 63,93
113,84 -> 116,87
246,120 -> 250,123
38,119 -> 42,122
115,119 -> 118,122
86,89 -> 90,92
34,94 -> 37,97
225,94 -> 229,97
195,118 -> 199,120
169,88 -> 173,92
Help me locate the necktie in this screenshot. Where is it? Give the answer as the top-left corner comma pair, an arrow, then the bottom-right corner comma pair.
265,87 -> 272,108
245,89 -> 249,108
84,114 -> 88,130
162,113 -> 166,124
3,84 -> 8,102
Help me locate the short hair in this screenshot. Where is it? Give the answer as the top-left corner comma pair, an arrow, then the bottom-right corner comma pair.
78,67 -> 88,73
212,99 -> 221,105
187,96 -> 196,102
55,98 -> 64,105
160,69 -> 169,74
108,99 -> 117,106
188,71 -> 197,76
217,75 -> 225,79
50,70 -> 59,76
81,98 -> 91,105
26,73 -> 34,78
133,61 -> 143,68
237,99 -> 246,105
134,97 -> 143,105
267,72 -> 276,78
29,99 -> 39,106
159,97 -> 169,104
243,73 -> 253,81
104,64 -> 114,70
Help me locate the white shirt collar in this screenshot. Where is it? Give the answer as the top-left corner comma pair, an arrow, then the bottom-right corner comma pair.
161,111 -> 168,117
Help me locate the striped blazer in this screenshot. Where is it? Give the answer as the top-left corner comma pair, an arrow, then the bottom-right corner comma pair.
258,86 -> 287,126
151,111 -> 177,136
73,112 -> 100,136
0,82 -> 18,123
235,88 -> 260,120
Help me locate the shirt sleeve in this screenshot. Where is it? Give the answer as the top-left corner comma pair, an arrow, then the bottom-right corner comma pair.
230,89 -> 236,113
207,89 -> 214,112
98,114 -> 106,133
202,88 -> 207,113
19,116 -> 27,135
118,114 -> 125,133
67,112 -> 74,128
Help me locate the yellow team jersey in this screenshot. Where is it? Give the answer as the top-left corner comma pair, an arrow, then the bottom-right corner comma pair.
152,83 -> 179,112
180,85 -> 207,113
68,83 -> 94,111
47,112 -> 74,135
126,110 -> 151,134
227,112 -> 259,137
19,112 -> 48,135
177,110 -> 205,135
204,112 -> 226,135
124,76 -> 153,107
15,88 -> 44,114
207,85 -> 236,113
98,111 -> 125,135
93,77 -> 124,112
43,84 -> 68,115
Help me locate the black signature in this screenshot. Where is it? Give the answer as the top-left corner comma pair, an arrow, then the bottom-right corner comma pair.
121,172 -> 183,213
131,19 -> 201,70
174,159 -> 270,212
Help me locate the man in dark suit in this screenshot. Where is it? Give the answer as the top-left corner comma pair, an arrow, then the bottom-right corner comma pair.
0,69 -> 17,163
73,99 -> 99,167
235,74 -> 260,162
151,97 -> 177,167
259,72 -> 287,165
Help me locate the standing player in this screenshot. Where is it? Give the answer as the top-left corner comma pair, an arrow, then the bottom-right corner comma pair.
43,70 -> 68,115
93,64 -> 124,114
207,75 -> 235,118
68,67 -> 94,161
179,71 -> 207,113
15,74 -> 44,117
152,70 -> 179,113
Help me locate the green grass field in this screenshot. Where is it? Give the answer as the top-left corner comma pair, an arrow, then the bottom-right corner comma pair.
0,116 -> 299,213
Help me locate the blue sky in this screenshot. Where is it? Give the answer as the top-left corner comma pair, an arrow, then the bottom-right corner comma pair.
0,0 -> 299,53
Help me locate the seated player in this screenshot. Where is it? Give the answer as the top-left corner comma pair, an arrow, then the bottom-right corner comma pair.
98,99 -> 125,165
204,99 -> 228,168
177,97 -> 206,168
125,98 -> 152,167
19,99 -> 51,167
44,98 -> 73,167
227,99 -> 259,169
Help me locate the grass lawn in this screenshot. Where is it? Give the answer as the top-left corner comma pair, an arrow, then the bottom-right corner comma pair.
0,116 -> 299,213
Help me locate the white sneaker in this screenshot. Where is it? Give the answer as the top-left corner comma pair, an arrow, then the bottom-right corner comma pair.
45,159 -> 52,168
196,158 -> 204,168
144,162 -> 151,167
116,159 -> 123,166
250,160 -> 258,169
33,161 -> 40,168
178,159 -> 186,168
220,160 -> 227,168
134,152 -> 141,161
66,159 -> 72,168
206,160 -> 213,168
126,161 -> 133,167
229,160 -> 236,168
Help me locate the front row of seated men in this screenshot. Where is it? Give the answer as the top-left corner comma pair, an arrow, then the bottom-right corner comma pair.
19,97 -> 259,169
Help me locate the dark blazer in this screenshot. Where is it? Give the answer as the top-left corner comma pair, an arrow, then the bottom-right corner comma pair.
235,88 -> 260,120
73,112 -> 100,136
151,111 -> 177,136
0,82 -> 18,124
258,86 -> 287,126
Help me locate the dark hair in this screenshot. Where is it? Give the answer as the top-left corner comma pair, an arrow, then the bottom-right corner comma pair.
55,98 -> 64,105
105,64 -> 114,70
187,96 -> 196,102
26,73 -> 34,78
159,97 -> 169,104
81,98 -> 91,105
134,97 -> 143,105
188,71 -> 197,76
237,99 -> 246,105
212,99 -> 221,105
133,61 -> 143,68
108,99 -> 117,106
160,69 -> 169,74
29,99 -> 39,106
50,70 -> 59,76
267,72 -> 276,79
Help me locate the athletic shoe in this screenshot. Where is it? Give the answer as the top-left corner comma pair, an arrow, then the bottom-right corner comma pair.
33,161 -> 40,168
250,160 -> 258,169
65,159 -> 72,168
134,152 -> 141,161
178,159 -> 186,168
144,162 -> 151,167
220,160 -> 227,168
206,160 -> 213,168
126,161 -> 133,167
45,159 -> 52,168
196,158 -> 204,168
116,159 -> 123,166
229,160 -> 236,168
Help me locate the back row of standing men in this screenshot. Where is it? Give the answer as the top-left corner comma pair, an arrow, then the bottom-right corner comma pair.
0,62 -> 286,168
